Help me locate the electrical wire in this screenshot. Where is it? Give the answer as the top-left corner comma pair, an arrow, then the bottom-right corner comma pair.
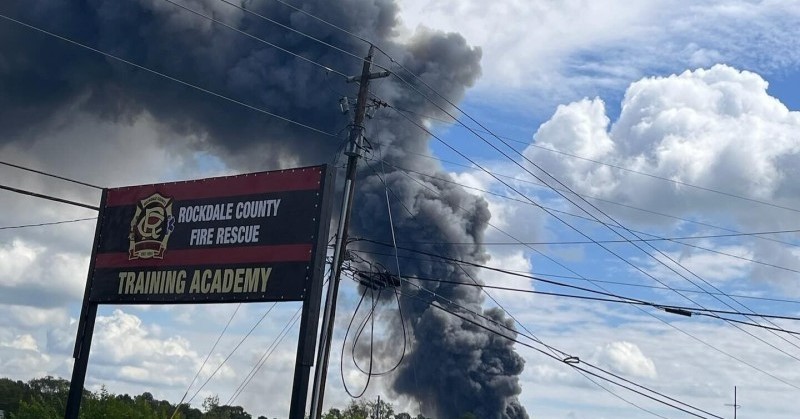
217,0 -> 367,64
352,166 -> 800,390
0,184 -> 100,211
241,0 -> 800,406
351,248 -> 800,306
369,149 -> 800,249
392,66 -> 800,356
185,302 -> 278,406
391,105 -> 800,215
339,283 -> 377,398
396,285 -> 720,419
387,106 -> 800,361
0,217 -> 97,230
365,29 -> 800,354
390,272 -> 800,328
170,304 -> 242,419
359,157 -> 690,417
364,154 -> 800,276
226,307 -> 303,405
0,160 -> 103,190
0,13 -> 339,139
162,0 -> 349,78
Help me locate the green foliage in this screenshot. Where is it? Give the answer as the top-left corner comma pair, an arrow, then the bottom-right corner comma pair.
2,376 -> 427,419
0,378 -> 29,414
321,399 -> 425,419
0,376 -> 257,419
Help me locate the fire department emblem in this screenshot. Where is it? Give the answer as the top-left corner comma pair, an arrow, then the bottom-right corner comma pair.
128,193 -> 176,260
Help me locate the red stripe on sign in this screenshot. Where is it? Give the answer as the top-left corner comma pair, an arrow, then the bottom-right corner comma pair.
106,167 -> 323,206
94,244 -> 313,268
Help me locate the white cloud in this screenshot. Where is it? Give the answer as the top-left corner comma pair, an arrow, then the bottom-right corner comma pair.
592,341 -> 658,379
2,334 -> 40,351
527,65 -> 800,213
520,65 -> 800,295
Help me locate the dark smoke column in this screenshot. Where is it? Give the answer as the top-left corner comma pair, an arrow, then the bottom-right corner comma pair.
352,31 -> 529,419
0,0 -> 528,417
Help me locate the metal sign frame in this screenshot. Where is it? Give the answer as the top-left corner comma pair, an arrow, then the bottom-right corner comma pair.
65,165 -> 335,419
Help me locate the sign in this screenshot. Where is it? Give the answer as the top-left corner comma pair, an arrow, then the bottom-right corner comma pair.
88,165 -> 332,304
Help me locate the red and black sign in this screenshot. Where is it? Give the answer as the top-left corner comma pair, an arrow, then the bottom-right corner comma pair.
88,165 -> 333,304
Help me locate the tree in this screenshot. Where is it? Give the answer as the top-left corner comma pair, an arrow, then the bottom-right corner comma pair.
0,378 -> 29,414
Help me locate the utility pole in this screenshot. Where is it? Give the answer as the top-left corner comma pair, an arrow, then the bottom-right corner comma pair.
308,45 -> 389,419
725,386 -> 741,419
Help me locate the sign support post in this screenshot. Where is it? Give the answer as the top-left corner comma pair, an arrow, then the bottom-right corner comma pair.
288,168 -> 334,419
65,190 -> 107,419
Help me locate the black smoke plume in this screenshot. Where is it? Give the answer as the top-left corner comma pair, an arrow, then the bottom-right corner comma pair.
0,1 -> 527,417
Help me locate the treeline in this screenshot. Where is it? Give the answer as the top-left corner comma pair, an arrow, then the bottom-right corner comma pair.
0,376 -> 265,419
0,376 -> 446,419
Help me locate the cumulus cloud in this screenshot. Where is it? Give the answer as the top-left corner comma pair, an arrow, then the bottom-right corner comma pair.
90,309 -> 206,387
527,65 -> 800,211
593,341 -> 658,379
523,65 -> 800,292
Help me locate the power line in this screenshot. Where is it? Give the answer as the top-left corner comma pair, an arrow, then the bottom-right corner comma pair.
227,307 -> 303,405
170,304 -> 242,419
359,156 -> 788,413
350,248 -> 800,306
364,155 -> 800,275
396,287 -> 722,419
363,157 -> 664,416
0,13 -> 340,140
0,184 -> 99,211
267,0 -> 373,46
0,161 -> 103,190
393,272 -> 800,327
162,0 -> 349,78
370,147 -> 800,249
350,243 -> 800,390
0,217 -> 97,230
260,1 -> 800,392
217,0 -> 367,63
350,246 -> 800,325
185,302 -> 278,406
379,58 -> 799,351
386,105 -> 800,362
369,149 -> 800,365
392,229 -> 800,246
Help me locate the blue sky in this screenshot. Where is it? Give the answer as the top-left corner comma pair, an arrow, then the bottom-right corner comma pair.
3,1 -> 800,419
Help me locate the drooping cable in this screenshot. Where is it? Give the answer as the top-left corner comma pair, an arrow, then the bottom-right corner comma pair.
339,281 -> 376,398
